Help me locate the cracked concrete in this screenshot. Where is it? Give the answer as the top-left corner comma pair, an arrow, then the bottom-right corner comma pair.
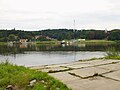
68,67 -> 111,78
30,59 -> 120,90
103,70 -> 120,81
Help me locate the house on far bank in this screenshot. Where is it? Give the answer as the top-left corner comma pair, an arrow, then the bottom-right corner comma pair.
46,36 -> 52,40
19,39 -> 28,43
35,35 -> 41,39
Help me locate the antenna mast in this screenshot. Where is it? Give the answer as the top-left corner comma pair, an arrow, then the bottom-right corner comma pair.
74,20 -> 75,32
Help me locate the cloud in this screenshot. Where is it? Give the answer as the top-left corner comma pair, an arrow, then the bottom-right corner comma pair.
0,0 -> 120,30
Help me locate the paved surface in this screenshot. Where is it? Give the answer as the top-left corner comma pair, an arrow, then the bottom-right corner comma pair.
30,59 -> 120,90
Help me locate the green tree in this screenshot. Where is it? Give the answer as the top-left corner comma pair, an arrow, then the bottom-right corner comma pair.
8,34 -> 16,41
108,30 -> 120,40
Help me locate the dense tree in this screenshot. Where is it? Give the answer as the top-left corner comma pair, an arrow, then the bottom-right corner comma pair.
8,34 -> 16,41
0,29 -> 116,42
108,30 -> 120,40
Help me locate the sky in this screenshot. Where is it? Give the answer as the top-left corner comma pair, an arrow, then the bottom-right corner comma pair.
0,0 -> 120,31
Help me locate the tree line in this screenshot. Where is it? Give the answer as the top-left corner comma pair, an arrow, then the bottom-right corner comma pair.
0,29 -> 120,42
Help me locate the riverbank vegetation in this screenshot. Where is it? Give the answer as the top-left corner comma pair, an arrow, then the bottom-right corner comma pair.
105,47 -> 120,60
0,29 -> 120,42
0,42 -> 7,45
0,61 -> 70,90
36,41 -> 60,45
85,40 -> 114,43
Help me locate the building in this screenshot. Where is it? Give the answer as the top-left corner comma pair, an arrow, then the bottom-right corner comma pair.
78,39 -> 85,42
35,35 -> 41,39
19,39 -> 28,43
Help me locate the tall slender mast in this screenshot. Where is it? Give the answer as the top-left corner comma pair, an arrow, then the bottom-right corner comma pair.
73,19 -> 76,40
74,20 -> 75,32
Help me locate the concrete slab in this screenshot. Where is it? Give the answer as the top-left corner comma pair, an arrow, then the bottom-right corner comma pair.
97,63 -> 120,71
49,72 -> 80,82
66,76 -> 120,90
29,66 -> 46,70
88,60 -> 119,66
68,67 -> 111,78
29,61 -> 89,70
40,66 -> 70,73
30,59 -> 120,90
103,70 -> 120,81
45,64 -> 67,68
66,63 -> 92,69
67,61 -> 91,65
44,61 -> 89,68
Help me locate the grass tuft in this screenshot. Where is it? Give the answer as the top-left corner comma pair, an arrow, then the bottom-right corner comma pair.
105,47 -> 120,60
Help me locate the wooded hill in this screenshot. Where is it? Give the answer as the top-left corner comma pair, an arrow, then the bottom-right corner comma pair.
0,29 -> 120,42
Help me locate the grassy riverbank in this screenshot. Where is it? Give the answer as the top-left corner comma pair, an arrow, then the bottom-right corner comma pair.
105,47 -> 120,60
36,41 -> 60,45
85,40 -> 114,43
0,42 -> 7,45
0,40 -> 114,45
0,61 -> 70,90
36,40 -> 114,44
105,56 -> 120,60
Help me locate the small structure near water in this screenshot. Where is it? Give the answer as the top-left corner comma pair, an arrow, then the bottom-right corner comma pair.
19,39 -> 28,43
61,40 -> 70,45
61,40 -> 65,44
77,39 -> 85,42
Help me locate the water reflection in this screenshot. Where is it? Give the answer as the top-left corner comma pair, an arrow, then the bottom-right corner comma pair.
0,43 -> 118,55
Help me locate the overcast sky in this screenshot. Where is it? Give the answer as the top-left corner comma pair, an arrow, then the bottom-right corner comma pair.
0,0 -> 120,31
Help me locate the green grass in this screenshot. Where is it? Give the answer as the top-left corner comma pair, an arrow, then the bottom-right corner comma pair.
0,42 -> 6,45
36,41 -> 60,45
105,47 -> 120,60
0,61 -> 70,90
36,40 -> 114,45
85,40 -> 114,43
89,57 -> 101,60
105,56 -> 120,60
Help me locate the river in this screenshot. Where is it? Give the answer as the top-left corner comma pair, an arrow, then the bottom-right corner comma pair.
0,43 -> 117,66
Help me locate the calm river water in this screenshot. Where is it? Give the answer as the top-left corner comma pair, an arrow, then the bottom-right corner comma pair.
0,43 -> 117,66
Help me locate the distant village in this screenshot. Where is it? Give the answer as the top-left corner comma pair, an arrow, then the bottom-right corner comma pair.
9,35 -> 56,44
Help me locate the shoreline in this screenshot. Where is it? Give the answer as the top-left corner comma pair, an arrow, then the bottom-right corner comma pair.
29,57 -> 115,71
28,58 -> 101,68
